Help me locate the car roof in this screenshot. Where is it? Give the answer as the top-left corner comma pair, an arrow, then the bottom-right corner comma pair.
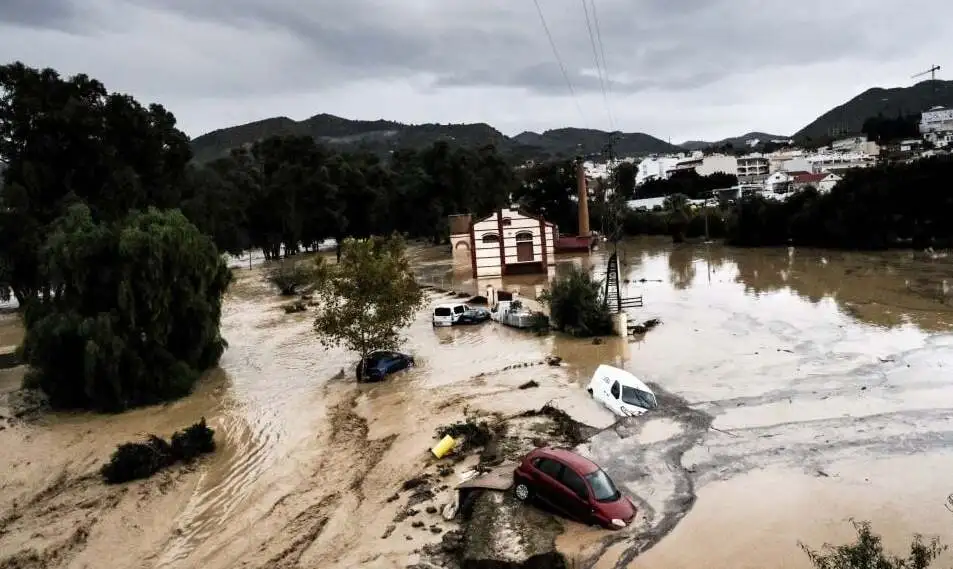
533,447 -> 600,475
593,364 -> 654,395
435,303 -> 465,308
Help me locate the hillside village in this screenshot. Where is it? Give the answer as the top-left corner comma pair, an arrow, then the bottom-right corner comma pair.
576,104 -> 953,211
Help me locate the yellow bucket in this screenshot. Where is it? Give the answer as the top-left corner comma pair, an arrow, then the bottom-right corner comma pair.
431,435 -> 456,459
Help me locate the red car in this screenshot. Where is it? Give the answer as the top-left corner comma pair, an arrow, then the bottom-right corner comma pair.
513,447 -> 637,530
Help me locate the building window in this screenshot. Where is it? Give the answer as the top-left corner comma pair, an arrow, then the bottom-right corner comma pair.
501,218 -> 512,226
482,233 -> 500,243
514,232 -> 533,242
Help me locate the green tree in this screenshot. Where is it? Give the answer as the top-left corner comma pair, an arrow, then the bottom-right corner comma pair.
514,159 -> 578,232
20,204 -> 232,411
0,62 -> 192,305
541,265 -> 612,337
800,520 -> 944,569
312,235 -> 423,381
612,161 -> 637,198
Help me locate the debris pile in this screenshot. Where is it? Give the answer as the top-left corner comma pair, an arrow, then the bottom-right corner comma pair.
100,418 -> 215,484
630,318 -> 662,335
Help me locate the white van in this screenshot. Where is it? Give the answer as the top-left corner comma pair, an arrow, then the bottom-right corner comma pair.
432,303 -> 466,327
586,364 -> 658,417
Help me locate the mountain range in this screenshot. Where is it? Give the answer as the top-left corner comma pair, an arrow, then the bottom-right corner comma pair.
189,80 -> 953,163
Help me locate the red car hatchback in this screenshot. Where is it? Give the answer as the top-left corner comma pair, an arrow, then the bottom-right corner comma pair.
513,447 -> 637,529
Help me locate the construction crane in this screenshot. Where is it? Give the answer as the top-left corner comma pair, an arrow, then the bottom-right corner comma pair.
913,65 -> 941,81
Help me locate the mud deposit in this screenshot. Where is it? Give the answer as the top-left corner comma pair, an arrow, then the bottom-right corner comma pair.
2,239 -> 953,568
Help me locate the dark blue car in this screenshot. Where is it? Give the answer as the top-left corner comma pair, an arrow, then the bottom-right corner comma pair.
356,350 -> 415,382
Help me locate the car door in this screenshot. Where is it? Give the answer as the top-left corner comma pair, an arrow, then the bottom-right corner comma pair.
557,466 -> 595,523
532,458 -> 567,511
387,352 -> 407,373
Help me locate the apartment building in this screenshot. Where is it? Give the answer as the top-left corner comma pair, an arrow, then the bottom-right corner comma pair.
736,153 -> 770,183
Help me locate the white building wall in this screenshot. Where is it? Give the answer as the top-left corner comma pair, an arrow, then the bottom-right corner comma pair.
470,208 -> 555,279
696,154 -> 738,176
818,174 -> 841,193
636,156 -> 680,185
775,157 -> 812,173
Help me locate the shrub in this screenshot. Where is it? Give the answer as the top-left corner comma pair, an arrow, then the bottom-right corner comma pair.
170,418 -> 216,462
266,261 -> 316,296
101,435 -> 173,484
541,266 -> 613,337
800,520 -> 945,569
100,418 -> 216,484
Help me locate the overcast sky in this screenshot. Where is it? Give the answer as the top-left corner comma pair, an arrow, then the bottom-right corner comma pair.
2,0 -> 951,142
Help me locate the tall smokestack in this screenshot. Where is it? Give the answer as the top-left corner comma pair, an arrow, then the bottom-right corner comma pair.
575,159 -> 590,237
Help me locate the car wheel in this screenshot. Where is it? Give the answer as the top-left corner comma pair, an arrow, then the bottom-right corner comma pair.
514,481 -> 532,502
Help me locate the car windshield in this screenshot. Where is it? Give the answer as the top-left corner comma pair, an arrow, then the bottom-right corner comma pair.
585,469 -> 621,502
434,307 -> 452,316
621,386 -> 657,409
366,352 -> 393,365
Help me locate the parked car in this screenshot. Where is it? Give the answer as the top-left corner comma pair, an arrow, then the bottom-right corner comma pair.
586,364 -> 658,417
432,303 -> 490,326
356,350 -> 414,382
513,447 -> 636,529
457,306 -> 491,324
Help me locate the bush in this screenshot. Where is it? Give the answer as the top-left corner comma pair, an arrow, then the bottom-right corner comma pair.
101,419 -> 216,484
101,435 -> 173,484
266,261 -> 316,296
541,265 -> 613,337
170,418 -> 216,462
800,520 -> 945,569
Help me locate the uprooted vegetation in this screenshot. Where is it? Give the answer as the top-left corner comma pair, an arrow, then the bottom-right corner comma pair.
100,418 -> 215,484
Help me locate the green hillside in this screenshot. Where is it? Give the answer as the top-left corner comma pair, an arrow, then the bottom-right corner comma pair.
190,114 -> 680,163
794,80 -> 953,141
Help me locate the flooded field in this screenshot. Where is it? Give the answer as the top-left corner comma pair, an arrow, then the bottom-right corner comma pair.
2,238 -> 953,568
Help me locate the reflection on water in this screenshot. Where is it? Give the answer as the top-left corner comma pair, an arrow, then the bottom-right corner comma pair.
419,238 -> 953,334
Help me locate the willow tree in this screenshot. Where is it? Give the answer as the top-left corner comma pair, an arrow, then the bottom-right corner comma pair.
312,235 -> 423,380
20,204 -> 232,411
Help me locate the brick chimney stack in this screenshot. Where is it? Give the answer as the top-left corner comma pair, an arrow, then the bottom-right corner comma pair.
576,158 -> 590,236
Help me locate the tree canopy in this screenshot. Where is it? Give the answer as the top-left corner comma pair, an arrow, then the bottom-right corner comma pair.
312,235 -> 423,379
20,205 -> 231,411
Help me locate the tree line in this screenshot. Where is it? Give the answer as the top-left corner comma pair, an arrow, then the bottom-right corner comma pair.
726,156 -> 953,249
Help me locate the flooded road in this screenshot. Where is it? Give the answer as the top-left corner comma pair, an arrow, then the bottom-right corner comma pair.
2,238 -> 953,568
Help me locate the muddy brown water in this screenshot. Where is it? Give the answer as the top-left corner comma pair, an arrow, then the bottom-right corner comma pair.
2,238 -> 953,568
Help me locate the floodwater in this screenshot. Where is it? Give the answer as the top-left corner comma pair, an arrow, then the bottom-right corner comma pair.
2,238 -> 953,568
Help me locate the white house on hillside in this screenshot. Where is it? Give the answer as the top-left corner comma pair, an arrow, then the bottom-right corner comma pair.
920,106 -> 953,148
636,156 -> 680,184
818,173 -> 842,193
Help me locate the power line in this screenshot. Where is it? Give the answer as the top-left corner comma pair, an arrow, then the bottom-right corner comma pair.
531,0 -> 587,127
581,0 -> 613,131
588,0 -> 615,130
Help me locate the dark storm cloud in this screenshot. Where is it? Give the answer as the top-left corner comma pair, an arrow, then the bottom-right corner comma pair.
126,0 -> 936,97
0,0 -> 80,30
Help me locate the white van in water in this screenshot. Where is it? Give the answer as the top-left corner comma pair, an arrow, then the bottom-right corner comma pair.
432,303 -> 466,327
587,364 -> 658,417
